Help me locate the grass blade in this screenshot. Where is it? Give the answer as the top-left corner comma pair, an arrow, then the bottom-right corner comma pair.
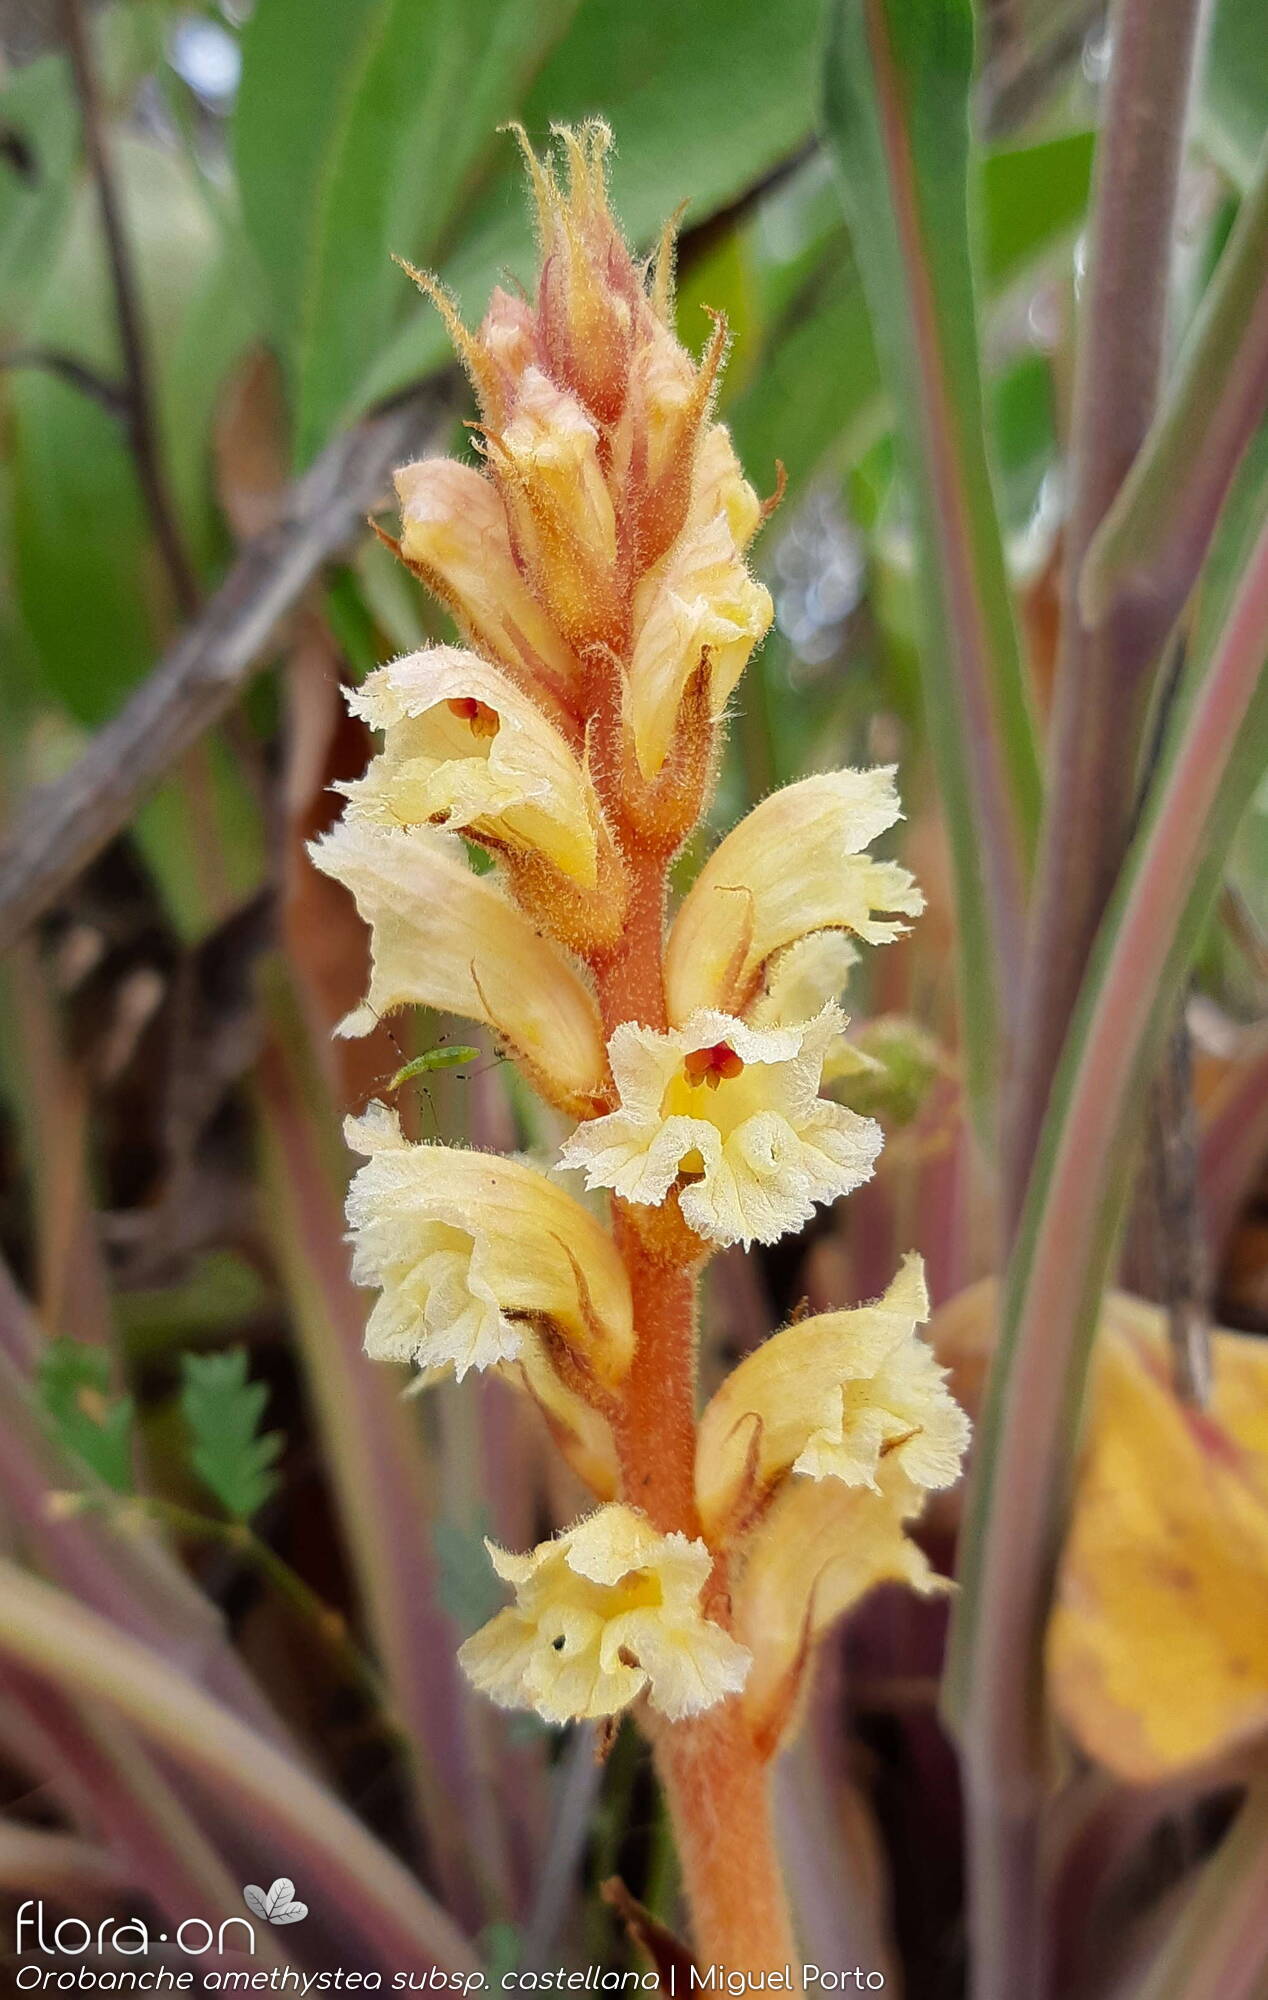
822,0 -> 1042,1128
255,994 -> 495,1924
0,1558 -> 478,1974
1130,1778 -> 1268,2000
1006,0 -> 1210,1215
1081,136 -> 1268,644
947,444 -> 1268,1995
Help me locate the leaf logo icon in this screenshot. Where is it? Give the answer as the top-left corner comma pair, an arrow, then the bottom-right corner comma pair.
243,1878 -> 309,1925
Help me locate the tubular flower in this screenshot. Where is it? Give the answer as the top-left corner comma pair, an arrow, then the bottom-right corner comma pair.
341,646 -> 601,885
665,769 -> 923,1023
627,511 -> 773,779
309,819 -> 606,1116
394,458 -> 581,710
749,932 -> 860,1029
484,366 -> 623,651
695,1255 -> 969,1536
733,1472 -> 947,1751
458,1504 -> 751,1724
559,1006 -> 882,1249
345,1105 -> 633,1385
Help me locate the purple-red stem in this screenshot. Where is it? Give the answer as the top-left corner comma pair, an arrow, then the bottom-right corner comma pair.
1007,0 -> 1208,1225
966,517 -> 1268,2000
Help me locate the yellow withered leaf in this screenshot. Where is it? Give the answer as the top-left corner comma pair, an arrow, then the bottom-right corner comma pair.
1048,1296 -> 1268,1783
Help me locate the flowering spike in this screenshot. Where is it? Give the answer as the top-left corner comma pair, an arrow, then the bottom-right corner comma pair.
318,124 -> 959,1951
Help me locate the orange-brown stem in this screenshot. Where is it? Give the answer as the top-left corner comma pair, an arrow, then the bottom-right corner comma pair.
653,1707 -> 800,1974
611,1207 -> 700,1537
587,840 -> 799,1974
593,849 -> 670,1034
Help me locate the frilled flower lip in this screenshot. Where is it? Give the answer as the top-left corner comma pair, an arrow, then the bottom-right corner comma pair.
695,1254 -> 969,1535
344,1105 -> 634,1385
665,768 -> 924,1025
558,1006 -> 883,1249
341,646 -> 600,885
458,1504 -> 751,1725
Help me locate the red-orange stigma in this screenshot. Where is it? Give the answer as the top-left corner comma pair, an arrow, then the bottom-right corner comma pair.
446,696 -> 501,739
683,1042 -> 745,1090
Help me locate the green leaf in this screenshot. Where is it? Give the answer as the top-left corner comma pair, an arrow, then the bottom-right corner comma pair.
1079,136 -> 1268,637
1200,0 -> 1268,189
0,53 -> 79,336
979,129 -> 1094,286
234,0 -> 576,458
37,1339 -> 135,1493
7,135 -> 223,726
821,0 -> 1042,1130
180,1348 -> 284,1521
728,246 -> 882,497
158,230 -> 265,576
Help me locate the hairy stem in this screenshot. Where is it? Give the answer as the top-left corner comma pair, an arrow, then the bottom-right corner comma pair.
590,841 -> 798,1970
612,1215 -> 700,1537
654,1706 -> 800,1973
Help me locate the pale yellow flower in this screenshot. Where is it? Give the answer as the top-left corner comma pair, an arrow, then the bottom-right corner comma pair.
611,317 -> 699,511
341,646 -> 601,885
509,1336 -> 619,1501
558,1006 -> 881,1249
665,768 -> 923,1024
687,424 -> 763,552
345,1104 -> 633,1385
747,934 -> 890,1090
471,285 -> 537,427
309,818 -> 606,1117
459,1503 -> 750,1724
627,512 -> 773,778
394,458 -> 580,711
748,932 -> 860,1029
487,367 -> 622,650
733,1472 -> 946,1751
696,1255 -> 968,1535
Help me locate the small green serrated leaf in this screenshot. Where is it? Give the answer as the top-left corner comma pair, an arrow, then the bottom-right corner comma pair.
37,1339 -> 135,1493
179,1348 -> 284,1522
